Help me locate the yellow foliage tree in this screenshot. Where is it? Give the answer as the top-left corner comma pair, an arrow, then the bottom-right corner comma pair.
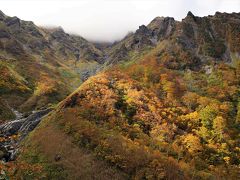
182,134 -> 203,155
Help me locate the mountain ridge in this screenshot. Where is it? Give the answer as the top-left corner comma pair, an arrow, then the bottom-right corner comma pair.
106,11 -> 240,66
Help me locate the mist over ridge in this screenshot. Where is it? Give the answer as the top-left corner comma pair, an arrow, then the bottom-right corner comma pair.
1,0 -> 240,42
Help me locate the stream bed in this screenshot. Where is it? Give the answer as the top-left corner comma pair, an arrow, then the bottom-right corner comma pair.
0,108 -> 52,162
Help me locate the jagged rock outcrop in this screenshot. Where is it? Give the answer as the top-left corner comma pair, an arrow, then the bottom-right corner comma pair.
106,11 -> 240,65
148,16 -> 175,39
44,27 -> 104,62
0,10 -> 104,62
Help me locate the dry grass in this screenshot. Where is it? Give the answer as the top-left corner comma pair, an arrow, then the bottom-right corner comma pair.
25,118 -> 127,180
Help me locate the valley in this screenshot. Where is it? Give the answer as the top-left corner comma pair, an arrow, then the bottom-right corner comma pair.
0,10 -> 240,179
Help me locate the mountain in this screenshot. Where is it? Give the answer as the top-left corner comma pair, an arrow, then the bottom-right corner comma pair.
0,11 -> 240,179
0,10 -> 104,115
106,11 -> 240,66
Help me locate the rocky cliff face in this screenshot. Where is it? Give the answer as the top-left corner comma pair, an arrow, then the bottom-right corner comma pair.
106,11 -> 240,66
0,10 -> 104,62
43,27 -> 105,63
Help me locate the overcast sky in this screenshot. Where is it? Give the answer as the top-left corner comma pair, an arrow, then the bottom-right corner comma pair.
1,0 -> 240,42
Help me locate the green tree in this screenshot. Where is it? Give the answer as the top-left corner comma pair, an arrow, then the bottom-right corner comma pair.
199,105 -> 218,129
213,116 -> 226,141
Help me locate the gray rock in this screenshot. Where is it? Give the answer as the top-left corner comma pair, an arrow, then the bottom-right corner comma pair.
0,29 -> 10,39
5,16 -> 21,30
0,108 -> 52,161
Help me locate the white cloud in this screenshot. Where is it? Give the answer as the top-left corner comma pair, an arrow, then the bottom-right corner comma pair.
0,0 -> 239,42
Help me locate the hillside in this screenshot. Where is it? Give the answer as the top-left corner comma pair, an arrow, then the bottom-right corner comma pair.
0,10 -> 104,115
13,56 -> 240,179
0,11 -> 240,179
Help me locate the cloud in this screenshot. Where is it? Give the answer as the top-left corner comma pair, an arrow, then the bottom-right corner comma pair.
0,0 -> 239,42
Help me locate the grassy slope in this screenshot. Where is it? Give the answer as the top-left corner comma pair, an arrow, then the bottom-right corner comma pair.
17,113 -> 127,180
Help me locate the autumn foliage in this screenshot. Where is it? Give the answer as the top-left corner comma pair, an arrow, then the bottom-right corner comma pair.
15,52 -> 240,179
